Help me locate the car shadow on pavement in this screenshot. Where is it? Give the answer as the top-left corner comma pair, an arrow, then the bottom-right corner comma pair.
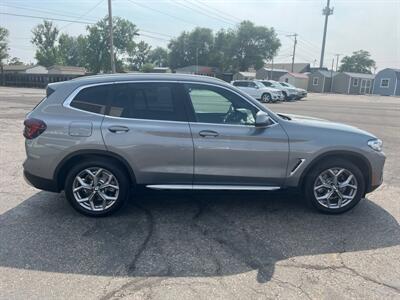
0,190 -> 399,284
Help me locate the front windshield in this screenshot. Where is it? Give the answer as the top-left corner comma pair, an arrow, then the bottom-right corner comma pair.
254,81 -> 265,88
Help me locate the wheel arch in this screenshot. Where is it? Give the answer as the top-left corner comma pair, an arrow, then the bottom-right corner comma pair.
54,149 -> 136,191
298,150 -> 372,192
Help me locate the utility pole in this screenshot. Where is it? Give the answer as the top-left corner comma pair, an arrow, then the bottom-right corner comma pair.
330,57 -> 335,92
319,0 -> 334,69
287,33 -> 298,72
334,53 -> 341,71
108,0 -> 116,73
270,57 -> 274,80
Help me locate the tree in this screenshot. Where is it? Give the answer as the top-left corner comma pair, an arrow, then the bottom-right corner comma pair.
230,21 -> 281,71
128,41 -> 151,71
167,22 -> 280,72
58,33 -> 87,67
147,47 -> 168,67
339,50 -> 376,74
140,63 -> 155,73
0,26 -> 9,65
8,57 -> 23,65
31,21 -> 60,67
168,27 -> 214,69
85,16 -> 138,73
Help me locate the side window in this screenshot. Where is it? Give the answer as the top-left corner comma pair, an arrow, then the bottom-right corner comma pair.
380,79 -> 390,88
185,84 -> 257,125
107,83 -> 186,121
70,85 -> 110,114
247,82 -> 256,88
353,78 -> 359,87
263,81 -> 272,87
313,77 -> 319,85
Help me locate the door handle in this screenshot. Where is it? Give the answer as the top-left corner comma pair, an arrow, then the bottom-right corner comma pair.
108,125 -> 129,133
199,130 -> 219,137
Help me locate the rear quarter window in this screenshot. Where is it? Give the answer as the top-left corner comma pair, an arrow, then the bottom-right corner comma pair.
70,85 -> 111,114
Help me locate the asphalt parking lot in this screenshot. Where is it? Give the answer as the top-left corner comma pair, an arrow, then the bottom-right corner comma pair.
0,87 -> 399,299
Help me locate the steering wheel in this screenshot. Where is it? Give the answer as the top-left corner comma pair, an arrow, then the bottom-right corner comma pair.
223,105 -> 247,124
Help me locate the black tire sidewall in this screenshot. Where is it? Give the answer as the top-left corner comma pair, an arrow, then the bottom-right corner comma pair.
65,159 -> 129,217
304,159 -> 365,214
261,93 -> 270,103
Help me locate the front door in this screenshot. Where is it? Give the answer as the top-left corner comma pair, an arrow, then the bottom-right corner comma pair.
101,82 -> 193,185
360,79 -> 371,94
184,83 -> 289,186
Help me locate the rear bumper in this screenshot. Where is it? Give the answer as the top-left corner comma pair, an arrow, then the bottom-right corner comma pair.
23,170 -> 59,192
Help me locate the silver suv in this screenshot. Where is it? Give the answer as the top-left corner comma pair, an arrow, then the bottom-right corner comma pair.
23,74 -> 385,217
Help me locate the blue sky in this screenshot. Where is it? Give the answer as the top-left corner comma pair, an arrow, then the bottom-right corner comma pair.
0,0 -> 399,70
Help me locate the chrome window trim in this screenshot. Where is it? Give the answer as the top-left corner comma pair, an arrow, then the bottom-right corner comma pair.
147,184 -> 281,191
62,79 -> 277,127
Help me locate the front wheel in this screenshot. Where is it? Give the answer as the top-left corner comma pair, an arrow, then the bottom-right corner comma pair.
304,159 -> 365,214
65,159 -> 129,217
261,93 -> 271,103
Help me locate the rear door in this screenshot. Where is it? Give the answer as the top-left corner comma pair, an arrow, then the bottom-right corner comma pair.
101,82 -> 193,185
184,83 -> 289,186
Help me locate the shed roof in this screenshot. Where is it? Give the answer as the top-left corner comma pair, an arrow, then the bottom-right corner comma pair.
283,72 -> 309,79
237,71 -> 256,77
48,65 -> 86,72
343,72 -> 375,79
264,63 -> 310,73
315,69 -> 338,78
3,64 -> 39,71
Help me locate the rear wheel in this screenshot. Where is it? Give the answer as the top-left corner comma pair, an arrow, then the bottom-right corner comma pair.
65,159 -> 129,217
261,93 -> 271,103
304,159 -> 365,214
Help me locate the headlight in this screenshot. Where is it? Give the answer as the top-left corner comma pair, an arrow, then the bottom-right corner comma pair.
368,139 -> 383,152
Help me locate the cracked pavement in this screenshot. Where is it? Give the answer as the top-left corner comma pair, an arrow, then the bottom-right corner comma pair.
0,87 -> 399,299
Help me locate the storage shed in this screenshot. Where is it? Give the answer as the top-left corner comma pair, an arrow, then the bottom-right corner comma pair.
331,72 -> 375,94
307,69 -> 338,93
279,72 -> 309,90
233,71 -> 256,80
372,68 -> 400,96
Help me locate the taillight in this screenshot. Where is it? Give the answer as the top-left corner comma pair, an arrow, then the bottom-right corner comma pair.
23,118 -> 47,139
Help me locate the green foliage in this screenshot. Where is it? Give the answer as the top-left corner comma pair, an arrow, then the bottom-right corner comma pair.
127,41 -> 151,71
339,50 -> 376,74
85,16 -> 138,73
58,34 -> 87,67
8,57 -> 23,65
31,21 -> 60,67
0,26 -> 10,65
147,47 -> 168,67
168,27 -> 214,70
140,63 -> 155,73
167,21 -> 281,72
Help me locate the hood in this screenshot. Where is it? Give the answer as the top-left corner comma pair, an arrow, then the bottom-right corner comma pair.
278,113 -> 376,138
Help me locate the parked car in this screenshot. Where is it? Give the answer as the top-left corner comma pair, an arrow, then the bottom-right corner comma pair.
231,80 -> 283,103
279,82 -> 307,99
23,74 -> 385,217
259,80 -> 298,101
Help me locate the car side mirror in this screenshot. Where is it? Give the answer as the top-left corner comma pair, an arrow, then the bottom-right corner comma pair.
255,111 -> 273,127
254,86 -> 259,89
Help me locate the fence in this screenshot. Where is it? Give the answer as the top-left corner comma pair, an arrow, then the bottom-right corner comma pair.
0,73 -> 86,88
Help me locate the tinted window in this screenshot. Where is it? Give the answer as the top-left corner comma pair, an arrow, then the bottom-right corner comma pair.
71,85 -> 110,114
262,81 -> 272,87
233,81 -> 246,87
186,84 -> 257,125
107,83 -> 185,121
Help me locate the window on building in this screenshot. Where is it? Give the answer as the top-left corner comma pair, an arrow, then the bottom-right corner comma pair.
353,78 -> 359,87
313,77 -> 319,86
380,79 -> 390,88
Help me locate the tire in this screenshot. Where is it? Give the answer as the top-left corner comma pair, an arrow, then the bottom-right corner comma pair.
261,93 -> 271,103
304,158 -> 365,214
65,159 -> 129,217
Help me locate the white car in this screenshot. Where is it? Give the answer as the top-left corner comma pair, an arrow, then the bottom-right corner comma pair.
231,80 -> 283,103
279,82 -> 308,99
259,80 -> 298,101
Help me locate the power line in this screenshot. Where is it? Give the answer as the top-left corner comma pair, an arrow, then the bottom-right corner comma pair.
126,0 -> 198,27
192,0 -> 242,23
0,4 -> 99,22
59,0 -> 105,30
181,1 -> 237,25
170,1 -> 235,26
0,12 -> 96,25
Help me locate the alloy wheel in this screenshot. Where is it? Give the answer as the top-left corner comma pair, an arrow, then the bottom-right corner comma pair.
313,167 -> 358,209
72,167 -> 119,212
